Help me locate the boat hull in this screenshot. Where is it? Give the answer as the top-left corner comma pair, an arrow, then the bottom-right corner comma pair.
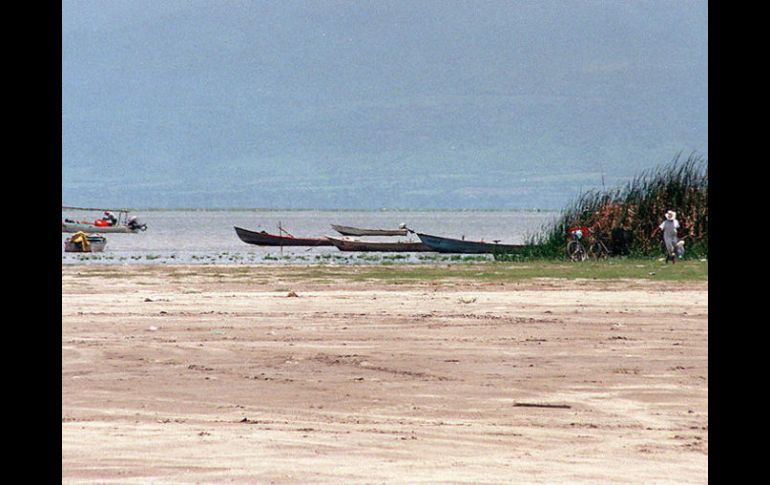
234,226 -> 333,246
326,236 -> 432,252
62,222 -> 139,234
331,224 -> 408,236
416,233 -> 524,254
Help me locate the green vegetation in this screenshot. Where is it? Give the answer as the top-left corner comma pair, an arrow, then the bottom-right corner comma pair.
314,259 -> 708,282
66,259 -> 706,282
496,153 -> 708,260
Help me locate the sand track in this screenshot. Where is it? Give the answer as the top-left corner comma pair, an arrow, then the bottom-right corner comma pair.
62,265 -> 707,484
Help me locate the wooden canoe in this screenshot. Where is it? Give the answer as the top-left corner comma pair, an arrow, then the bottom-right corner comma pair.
415,232 -> 524,254
331,224 -> 408,236
326,235 -> 432,252
234,226 -> 333,247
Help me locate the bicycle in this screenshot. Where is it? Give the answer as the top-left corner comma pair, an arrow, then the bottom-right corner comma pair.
566,226 -> 588,262
588,229 -> 610,259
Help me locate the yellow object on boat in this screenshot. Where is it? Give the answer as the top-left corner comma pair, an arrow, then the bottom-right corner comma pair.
70,231 -> 90,250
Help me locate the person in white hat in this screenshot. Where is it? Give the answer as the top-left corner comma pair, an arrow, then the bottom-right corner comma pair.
652,210 -> 680,263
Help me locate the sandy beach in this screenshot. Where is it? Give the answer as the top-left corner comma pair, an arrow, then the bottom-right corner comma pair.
62,264 -> 708,484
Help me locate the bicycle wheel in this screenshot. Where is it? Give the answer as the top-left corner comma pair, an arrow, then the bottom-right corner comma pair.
567,240 -> 587,261
589,241 -> 608,259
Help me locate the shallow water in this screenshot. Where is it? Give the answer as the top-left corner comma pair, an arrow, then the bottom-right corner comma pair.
62,210 -> 558,265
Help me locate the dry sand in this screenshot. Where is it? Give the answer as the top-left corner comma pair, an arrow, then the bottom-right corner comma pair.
62,265 -> 707,484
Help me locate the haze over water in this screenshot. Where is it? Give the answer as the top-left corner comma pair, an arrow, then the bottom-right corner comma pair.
62,1 -> 707,211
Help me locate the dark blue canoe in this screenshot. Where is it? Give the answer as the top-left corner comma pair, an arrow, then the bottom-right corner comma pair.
416,232 -> 524,254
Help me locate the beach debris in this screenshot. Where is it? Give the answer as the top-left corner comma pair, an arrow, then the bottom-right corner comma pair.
238,418 -> 265,424
458,297 -> 477,304
144,298 -> 154,302
514,402 -> 571,409
287,291 -> 299,297
148,326 -> 159,331
157,418 -> 185,424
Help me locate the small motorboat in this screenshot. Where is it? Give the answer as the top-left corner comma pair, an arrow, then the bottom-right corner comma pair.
64,232 -> 107,252
62,206 -> 147,233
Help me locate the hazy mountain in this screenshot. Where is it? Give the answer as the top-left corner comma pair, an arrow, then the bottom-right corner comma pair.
62,0 -> 707,209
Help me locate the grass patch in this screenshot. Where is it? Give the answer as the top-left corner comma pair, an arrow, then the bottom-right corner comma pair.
64,257 -> 707,283
407,261 -> 698,281
266,259 -> 708,282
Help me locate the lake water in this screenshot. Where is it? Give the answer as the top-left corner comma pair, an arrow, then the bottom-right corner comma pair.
62,210 -> 559,265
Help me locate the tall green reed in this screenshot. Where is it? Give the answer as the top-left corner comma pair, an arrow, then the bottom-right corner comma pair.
517,152 -> 708,259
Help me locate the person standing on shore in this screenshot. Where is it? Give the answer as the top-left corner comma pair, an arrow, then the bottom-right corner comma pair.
652,210 -> 680,263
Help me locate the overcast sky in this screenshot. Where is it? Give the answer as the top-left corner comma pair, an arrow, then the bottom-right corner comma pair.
62,0 -> 708,209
